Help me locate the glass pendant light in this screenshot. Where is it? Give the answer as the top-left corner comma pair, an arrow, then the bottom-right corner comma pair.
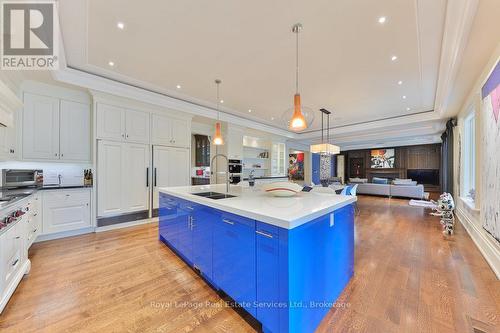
310,108 -> 340,155
213,79 -> 224,145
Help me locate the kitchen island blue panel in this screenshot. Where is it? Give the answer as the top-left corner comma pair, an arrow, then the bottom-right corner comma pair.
159,192 -> 354,333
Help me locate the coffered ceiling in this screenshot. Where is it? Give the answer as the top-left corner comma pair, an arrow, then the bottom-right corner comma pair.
59,0 -> 447,133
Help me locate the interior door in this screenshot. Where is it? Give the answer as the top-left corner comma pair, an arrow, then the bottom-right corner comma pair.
59,100 -> 90,161
123,143 -> 150,213
97,141 -> 123,216
22,93 -> 60,160
125,109 -> 150,143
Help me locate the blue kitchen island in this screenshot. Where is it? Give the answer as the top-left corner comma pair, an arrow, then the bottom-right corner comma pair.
158,184 -> 356,333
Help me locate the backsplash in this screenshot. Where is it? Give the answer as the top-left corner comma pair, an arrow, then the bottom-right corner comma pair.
0,161 -> 91,186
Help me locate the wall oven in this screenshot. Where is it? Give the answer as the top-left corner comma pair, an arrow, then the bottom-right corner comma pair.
228,159 -> 242,174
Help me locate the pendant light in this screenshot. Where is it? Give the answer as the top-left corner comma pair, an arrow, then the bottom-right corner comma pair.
310,108 -> 340,155
289,23 -> 307,131
213,79 -> 224,145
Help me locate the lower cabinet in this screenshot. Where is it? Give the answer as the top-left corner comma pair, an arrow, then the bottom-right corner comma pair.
42,189 -> 91,234
213,211 -> 256,316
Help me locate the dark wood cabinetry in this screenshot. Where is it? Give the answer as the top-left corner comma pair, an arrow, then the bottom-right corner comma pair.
194,135 -> 210,167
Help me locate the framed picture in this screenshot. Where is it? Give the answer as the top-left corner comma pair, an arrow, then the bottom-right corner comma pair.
288,153 -> 305,181
370,149 -> 395,168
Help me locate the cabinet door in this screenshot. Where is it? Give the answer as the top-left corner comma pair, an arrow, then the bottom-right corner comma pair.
159,194 -> 178,243
151,114 -> 172,145
59,100 -> 90,161
125,109 -> 150,143
213,212 -> 256,316
176,204 -> 194,263
192,205 -> 216,280
171,118 -> 189,147
1,223 -> 24,288
152,146 -> 170,209
97,141 -> 123,217
22,93 -> 60,160
256,222 -> 282,333
42,189 -> 91,234
153,146 -> 190,209
122,143 -> 150,213
96,103 -> 125,141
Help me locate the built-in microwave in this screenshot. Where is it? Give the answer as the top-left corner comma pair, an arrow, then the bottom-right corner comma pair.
228,159 -> 242,174
0,169 -> 43,189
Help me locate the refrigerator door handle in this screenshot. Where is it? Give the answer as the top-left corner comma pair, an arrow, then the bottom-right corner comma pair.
154,168 -> 157,187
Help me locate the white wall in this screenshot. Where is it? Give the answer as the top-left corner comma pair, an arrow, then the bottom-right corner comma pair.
453,42 -> 500,278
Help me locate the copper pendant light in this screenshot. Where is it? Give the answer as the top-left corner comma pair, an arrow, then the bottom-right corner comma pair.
289,23 -> 307,131
213,79 -> 224,145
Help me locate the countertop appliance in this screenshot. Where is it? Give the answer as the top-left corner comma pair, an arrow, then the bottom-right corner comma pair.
0,169 -> 43,189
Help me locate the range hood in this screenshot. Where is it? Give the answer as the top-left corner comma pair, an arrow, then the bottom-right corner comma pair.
0,79 -> 23,127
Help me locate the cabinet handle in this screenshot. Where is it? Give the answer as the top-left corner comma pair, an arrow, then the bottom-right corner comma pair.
222,219 -> 234,225
12,259 -> 19,267
256,230 -> 274,239
154,168 -> 157,187
15,236 -> 21,239
34,228 -> 38,232
126,134 -> 129,138
122,134 -> 125,138
185,206 -> 194,211
146,167 -> 149,187
61,153 -> 64,157
54,153 -> 58,157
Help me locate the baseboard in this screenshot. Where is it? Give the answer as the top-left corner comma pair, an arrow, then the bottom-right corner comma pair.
95,217 -> 158,232
0,260 -> 31,313
456,207 -> 500,279
35,227 -> 95,243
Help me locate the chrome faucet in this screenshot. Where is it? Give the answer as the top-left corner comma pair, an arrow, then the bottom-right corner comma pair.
210,153 -> 230,193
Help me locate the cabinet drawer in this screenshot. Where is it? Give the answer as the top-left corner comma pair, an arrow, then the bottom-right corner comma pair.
1,223 -> 23,287
43,189 -> 90,206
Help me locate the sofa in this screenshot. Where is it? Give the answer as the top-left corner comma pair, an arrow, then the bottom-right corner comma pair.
349,178 -> 424,199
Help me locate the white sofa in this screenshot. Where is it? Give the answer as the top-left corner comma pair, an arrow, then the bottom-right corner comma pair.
350,179 -> 424,199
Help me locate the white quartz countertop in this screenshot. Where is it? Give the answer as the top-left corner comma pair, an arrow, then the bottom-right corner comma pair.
158,184 -> 356,229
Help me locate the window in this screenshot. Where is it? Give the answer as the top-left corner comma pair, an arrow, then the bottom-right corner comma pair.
463,112 -> 476,201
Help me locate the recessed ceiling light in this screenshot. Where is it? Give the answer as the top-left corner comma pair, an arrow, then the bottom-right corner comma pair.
117,22 -> 125,30
248,109 -> 252,113
378,17 -> 386,24
108,61 -> 115,67
176,84 -> 181,89
271,117 -> 275,120
402,95 -> 407,99
391,55 -> 398,61
406,107 -> 411,111
398,80 -> 403,85
220,100 -> 224,104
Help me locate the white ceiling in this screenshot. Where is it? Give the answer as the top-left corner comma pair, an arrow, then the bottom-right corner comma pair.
59,0 -> 447,132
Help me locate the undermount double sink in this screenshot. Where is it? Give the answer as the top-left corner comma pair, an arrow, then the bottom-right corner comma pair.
191,192 -> 237,200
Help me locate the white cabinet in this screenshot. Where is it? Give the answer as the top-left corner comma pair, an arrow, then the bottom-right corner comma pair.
0,115 -> 18,160
152,145 -> 190,209
0,222 -> 25,290
42,189 -> 91,234
22,93 -> 90,162
123,143 -> 150,212
151,113 -> 190,147
97,141 -> 150,217
96,103 -> 150,144
271,143 -> 286,176
227,126 -> 244,159
26,193 -> 41,248
22,93 -> 60,160
96,103 -> 125,141
59,100 -> 91,161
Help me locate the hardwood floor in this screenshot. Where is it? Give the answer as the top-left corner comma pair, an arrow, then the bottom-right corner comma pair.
1,196 -> 499,332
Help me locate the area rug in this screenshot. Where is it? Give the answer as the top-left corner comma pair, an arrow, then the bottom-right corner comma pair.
409,199 -> 436,209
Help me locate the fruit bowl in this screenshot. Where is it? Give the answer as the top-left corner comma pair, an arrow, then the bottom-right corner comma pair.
262,182 -> 303,197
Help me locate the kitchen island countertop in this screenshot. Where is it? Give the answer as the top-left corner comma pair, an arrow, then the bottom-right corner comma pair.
159,184 -> 356,229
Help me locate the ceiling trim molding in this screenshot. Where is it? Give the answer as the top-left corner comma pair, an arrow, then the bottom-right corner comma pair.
434,0 -> 479,115
339,134 -> 442,151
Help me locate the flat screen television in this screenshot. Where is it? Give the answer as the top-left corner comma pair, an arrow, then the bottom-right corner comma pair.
407,169 -> 440,185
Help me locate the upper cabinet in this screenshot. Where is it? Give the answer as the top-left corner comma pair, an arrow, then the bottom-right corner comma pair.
96,103 -> 149,144
22,93 -> 90,162
151,113 -> 190,147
